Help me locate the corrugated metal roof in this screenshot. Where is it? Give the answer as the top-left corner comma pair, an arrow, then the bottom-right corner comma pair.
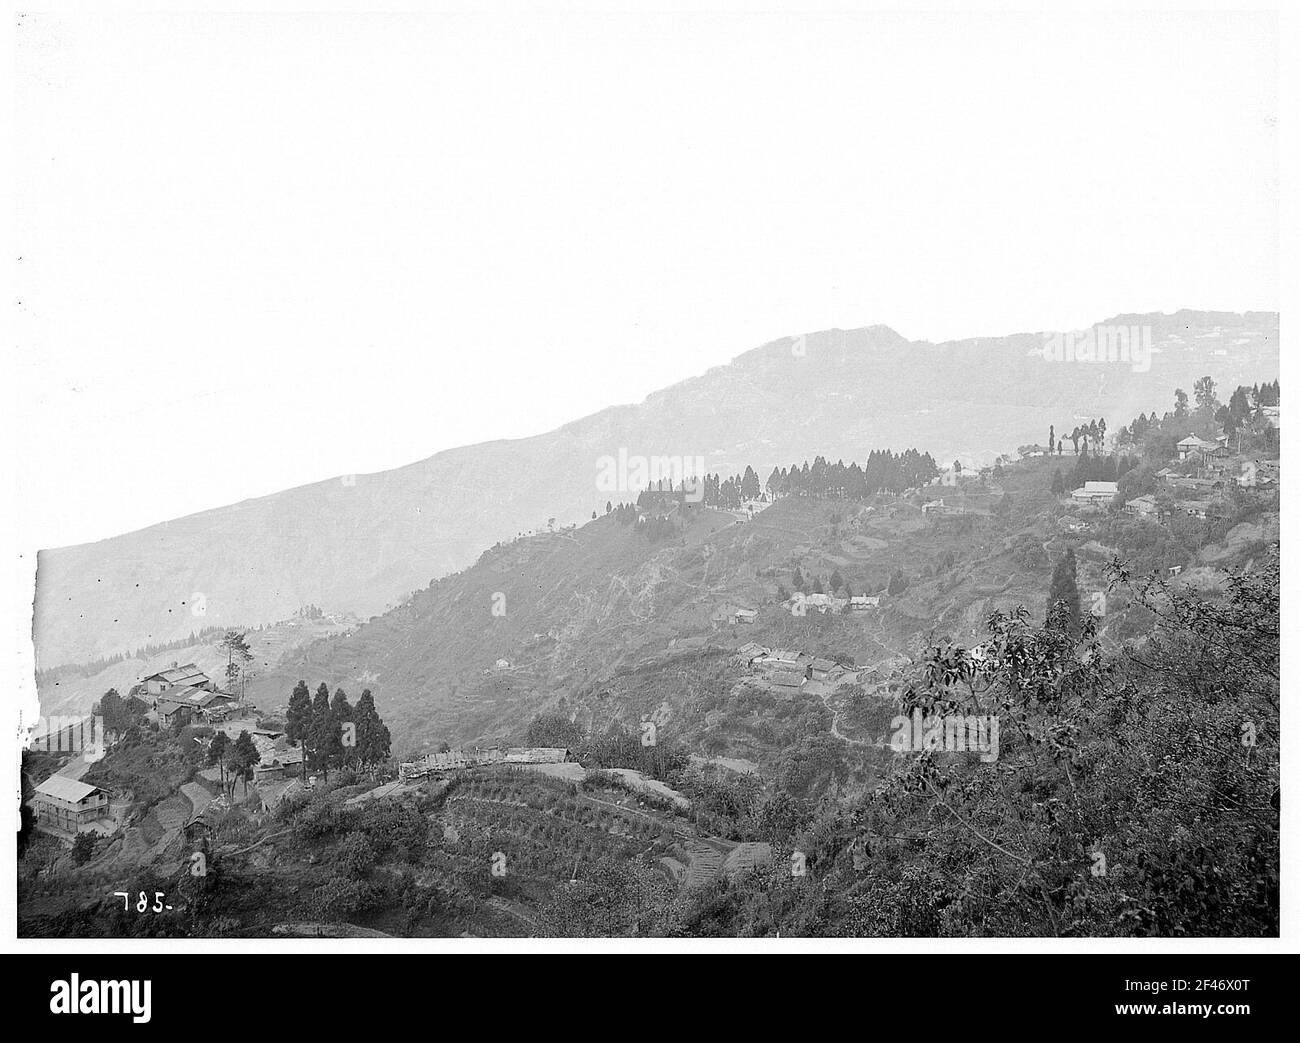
144,663 -> 207,683
155,700 -> 191,716
159,685 -> 230,707
34,774 -> 102,802
504,747 -> 569,764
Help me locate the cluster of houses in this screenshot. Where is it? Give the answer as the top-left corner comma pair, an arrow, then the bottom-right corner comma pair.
28,662 -> 357,844
1126,450 -> 1278,524
399,745 -> 573,781
777,592 -> 882,616
26,663 -> 240,843
716,592 -> 883,624
200,724 -> 307,786
1168,435 -> 1278,485
1175,434 -> 1227,463
1064,434 -> 1279,526
141,664 -> 239,727
173,724 -> 309,815
734,644 -> 851,691
712,605 -> 758,625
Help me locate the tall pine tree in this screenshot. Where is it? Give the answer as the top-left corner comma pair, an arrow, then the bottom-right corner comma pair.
231,730 -> 259,796
329,687 -> 355,771
309,682 -> 333,780
354,689 -> 391,773
285,681 -> 312,781
1047,548 -> 1081,634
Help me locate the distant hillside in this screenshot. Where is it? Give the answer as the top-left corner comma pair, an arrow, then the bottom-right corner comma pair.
240,449 -> 1277,756
34,310 -> 1277,667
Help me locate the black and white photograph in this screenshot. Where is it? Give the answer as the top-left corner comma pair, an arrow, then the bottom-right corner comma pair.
4,0 -> 1294,982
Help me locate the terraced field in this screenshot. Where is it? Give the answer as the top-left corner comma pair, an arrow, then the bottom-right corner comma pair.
419,767 -> 773,917
683,840 -> 725,888
722,842 -> 773,877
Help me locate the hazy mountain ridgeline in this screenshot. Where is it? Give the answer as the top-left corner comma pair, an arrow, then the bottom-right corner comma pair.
34,310 -> 1277,668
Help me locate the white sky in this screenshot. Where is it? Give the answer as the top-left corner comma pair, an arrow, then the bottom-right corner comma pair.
13,5 -> 1279,549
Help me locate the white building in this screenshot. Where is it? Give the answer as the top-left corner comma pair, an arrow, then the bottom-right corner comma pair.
1070,481 -> 1118,506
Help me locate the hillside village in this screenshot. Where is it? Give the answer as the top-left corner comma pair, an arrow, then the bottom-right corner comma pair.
27,665 -> 281,846
18,374 -> 1280,938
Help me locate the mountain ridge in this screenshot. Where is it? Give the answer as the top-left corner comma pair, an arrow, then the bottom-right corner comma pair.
33,309 -> 1278,668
